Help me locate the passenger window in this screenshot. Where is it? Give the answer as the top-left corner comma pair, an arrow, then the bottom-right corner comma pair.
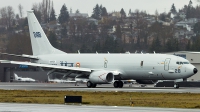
141,61 -> 143,67
176,62 -> 179,64
183,62 -> 189,64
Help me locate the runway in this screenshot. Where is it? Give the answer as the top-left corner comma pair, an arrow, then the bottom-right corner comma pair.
0,103 -> 200,112
0,82 -> 200,93
0,83 -> 200,111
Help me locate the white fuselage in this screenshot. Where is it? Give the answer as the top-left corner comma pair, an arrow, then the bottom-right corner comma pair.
34,53 -> 195,80
15,77 -> 36,82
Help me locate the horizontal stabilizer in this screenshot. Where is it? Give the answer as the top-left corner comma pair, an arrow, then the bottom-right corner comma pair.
0,52 -> 38,60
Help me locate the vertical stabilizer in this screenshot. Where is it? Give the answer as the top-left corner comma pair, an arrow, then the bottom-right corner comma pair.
14,73 -> 18,80
27,10 -> 65,56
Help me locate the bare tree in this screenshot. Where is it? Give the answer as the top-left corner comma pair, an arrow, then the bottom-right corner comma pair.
41,0 -> 51,23
7,6 -> 15,29
18,4 -> 23,18
32,0 -> 52,23
0,6 -> 15,29
0,7 -> 7,27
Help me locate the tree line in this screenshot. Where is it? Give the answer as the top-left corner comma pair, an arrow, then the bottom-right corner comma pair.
1,0 -> 200,61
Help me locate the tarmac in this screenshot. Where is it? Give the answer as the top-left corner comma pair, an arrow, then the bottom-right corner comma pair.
0,82 -> 200,112
0,103 -> 200,112
0,82 -> 200,93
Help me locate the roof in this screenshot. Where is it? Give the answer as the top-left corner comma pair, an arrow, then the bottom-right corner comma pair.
69,13 -> 88,18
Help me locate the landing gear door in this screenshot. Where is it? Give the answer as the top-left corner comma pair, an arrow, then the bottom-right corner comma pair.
164,58 -> 171,71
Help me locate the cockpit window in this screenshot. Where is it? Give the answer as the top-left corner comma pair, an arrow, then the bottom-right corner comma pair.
176,61 -> 190,64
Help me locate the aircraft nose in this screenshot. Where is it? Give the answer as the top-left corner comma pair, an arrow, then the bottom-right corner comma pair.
193,68 -> 198,74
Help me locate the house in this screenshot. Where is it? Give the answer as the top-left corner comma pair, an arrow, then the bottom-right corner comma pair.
174,30 -> 195,39
69,13 -> 89,18
110,11 -> 121,18
87,18 -> 98,25
175,18 -> 198,32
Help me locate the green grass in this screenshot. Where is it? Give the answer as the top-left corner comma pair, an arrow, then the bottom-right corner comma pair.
0,90 -> 200,108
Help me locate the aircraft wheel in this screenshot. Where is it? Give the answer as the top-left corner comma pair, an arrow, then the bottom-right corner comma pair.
113,81 -> 119,88
174,83 -> 180,89
118,81 -> 124,88
87,81 -> 92,88
92,84 -> 97,88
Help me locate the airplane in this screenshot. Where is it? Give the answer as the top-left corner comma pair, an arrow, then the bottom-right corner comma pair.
13,73 -> 36,82
0,10 -> 198,88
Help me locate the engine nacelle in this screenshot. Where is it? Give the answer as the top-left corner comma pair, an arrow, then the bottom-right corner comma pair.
89,71 -> 114,84
136,80 -> 158,84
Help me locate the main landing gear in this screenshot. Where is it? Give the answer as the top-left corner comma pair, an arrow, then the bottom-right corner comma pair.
174,83 -> 180,89
87,81 -> 97,88
113,80 -> 123,88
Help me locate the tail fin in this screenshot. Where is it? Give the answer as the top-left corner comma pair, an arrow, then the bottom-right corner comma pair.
27,10 -> 65,56
14,73 -> 18,80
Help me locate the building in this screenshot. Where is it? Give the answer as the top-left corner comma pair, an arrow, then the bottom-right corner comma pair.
0,61 -> 47,82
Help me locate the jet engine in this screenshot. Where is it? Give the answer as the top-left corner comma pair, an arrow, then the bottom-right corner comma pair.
89,71 -> 114,84
136,80 -> 158,84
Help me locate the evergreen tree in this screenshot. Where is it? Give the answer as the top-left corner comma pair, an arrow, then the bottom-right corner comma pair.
91,4 -> 101,20
116,24 -> 122,39
159,13 -> 166,21
191,36 -> 200,51
101,7 -> 108,17
70,8 -> 72,13
99,4 -> 103,14
170,3 -> 177,13
186,0 -> 193,19
48,31 -> 58,48
49,4 -> 56,22
165,39 -> 172,52
93,41 -> 101,53
149,37 -> 161,53
76,9 -> 80,13
102,36 -> 115,53
58,4 -> 69,25
172,39 -> 179,51
129,9 -> 132,15
193,22 -> 200,35
186,40 -> 191,51
80,44 -> 91,53
120,8 -> 126,18
61,25 -> 67,38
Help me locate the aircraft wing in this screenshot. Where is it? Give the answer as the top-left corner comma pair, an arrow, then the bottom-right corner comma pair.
6,61 -> 91,72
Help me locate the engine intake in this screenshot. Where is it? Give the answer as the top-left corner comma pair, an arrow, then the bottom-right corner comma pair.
89,71 -> 114,84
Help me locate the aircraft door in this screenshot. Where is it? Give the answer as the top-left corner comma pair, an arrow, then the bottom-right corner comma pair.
164,58 -> 171,71
185,66 -> 186,72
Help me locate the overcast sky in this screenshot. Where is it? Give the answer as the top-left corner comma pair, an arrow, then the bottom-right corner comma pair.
0,0 -> 198,17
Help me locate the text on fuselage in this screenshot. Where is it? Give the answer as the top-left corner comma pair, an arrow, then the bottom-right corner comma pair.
33,32 -> 41,38
60,61 -> 74,67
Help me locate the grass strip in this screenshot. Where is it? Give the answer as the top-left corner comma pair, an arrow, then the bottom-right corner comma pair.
0,90 -> 200,108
